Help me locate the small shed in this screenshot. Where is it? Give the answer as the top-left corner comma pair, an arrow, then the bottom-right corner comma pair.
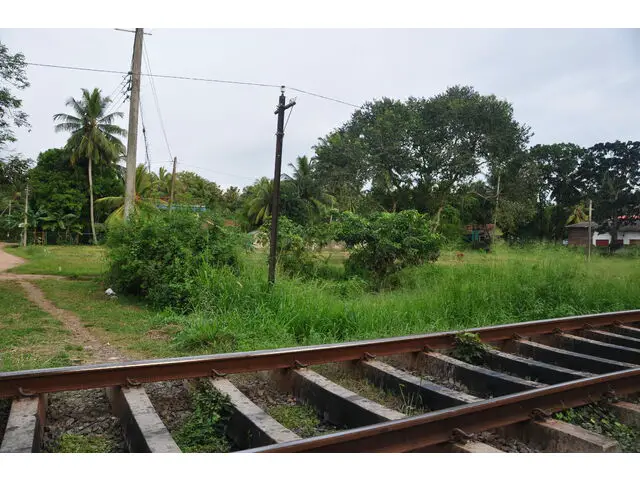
566,221 -> 598,246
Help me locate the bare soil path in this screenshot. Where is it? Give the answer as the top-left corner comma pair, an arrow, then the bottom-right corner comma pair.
0,242 -> 25,272
1,242 -> 124,364
17,280 -> 125,364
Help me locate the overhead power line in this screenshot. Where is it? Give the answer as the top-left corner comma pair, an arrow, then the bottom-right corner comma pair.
25,61 -> 361,108
288,87 -> 360,108
143,43 -> 173,161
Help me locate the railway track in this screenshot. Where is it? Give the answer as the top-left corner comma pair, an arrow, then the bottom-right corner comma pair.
1,310 -> 640,453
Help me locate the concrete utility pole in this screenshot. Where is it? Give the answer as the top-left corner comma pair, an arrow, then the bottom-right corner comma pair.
587,199 -> 593,262
123,28 -> 144,220
169,156 -> 177,211
21,184 -> 29,247
268,86 -> 296,285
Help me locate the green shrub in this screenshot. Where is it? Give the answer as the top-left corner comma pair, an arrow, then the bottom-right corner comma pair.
105,210 -> 245,311
173,381 -> 233,452
334,210 -> 441,282
257,216 -> 336,279
614,245 -> 640,258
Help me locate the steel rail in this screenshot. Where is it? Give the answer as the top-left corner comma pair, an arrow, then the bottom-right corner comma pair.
246,366 -> 640,453
1,309 -> 639,399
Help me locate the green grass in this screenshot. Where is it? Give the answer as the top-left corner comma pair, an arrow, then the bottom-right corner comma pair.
5,245 -> 106,277
170,244 -> 640,354
313,364 -> 426,415
8,244 -> 640,365
34,279 -> 179,360
0,281 -> 83,372
54,433 -> 116,453
172,381 -> 233,452
267,404 -> 324,437
554,402 -> 640,452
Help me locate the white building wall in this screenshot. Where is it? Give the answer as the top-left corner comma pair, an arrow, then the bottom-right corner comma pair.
621,231 -> 640,245
592,231 -> 611,245
591,230 -> 640,245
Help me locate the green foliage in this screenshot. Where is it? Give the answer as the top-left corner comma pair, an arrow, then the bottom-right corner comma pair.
453,332 -> 489,364
0,41 -> 30,149
257,216 -> 335,279
105,210 -> 244,310
554,402 -> 640,452
54,434 -> 115,453
53,87 -> 126,244
334,210 -> 441,282
174,171 -> 224,211
267,404 -> 321,437
173,382 -> 233,453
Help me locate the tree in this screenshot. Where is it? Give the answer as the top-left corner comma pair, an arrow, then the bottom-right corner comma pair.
174,171 -> 223,210
577,141 -> 640,248
155,166 -> 176,199
97,164 -> 162,225
283,156 -> 334,221
222,186 -> 241,213
313,128 -> 369,213
566,202 -> 588,225
244,177 -> 273,227
528,143 -> 584,240
0,41 -> 30,150
53,88 -> 126,244
29,148 -> 122,243
408,86 -> 531,230
0,155 -> 30,239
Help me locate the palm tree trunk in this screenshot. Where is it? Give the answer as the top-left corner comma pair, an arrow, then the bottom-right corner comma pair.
88,157 -> 98,245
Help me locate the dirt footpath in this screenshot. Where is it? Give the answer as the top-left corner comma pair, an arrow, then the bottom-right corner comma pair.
0,242 -> 25,272
0,242 -> 125,364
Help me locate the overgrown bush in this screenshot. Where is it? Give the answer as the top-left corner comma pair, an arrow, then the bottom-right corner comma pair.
105,210 -> 245,310
257,216 -> 336,279
334,210 -> 441,282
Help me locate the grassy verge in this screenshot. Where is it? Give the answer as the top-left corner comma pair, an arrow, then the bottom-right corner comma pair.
170,246 -> 640,354
34,279 -> 179,360
0,281 -> 84,371
4,245 -> 106,277
20,245 -> 640,362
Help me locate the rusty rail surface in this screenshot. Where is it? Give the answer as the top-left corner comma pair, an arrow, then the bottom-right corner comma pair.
246,367 -> 640,453
1,309 -> 639,399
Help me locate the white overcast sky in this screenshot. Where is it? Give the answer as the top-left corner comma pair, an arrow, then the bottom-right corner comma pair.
1,28 -> 639,189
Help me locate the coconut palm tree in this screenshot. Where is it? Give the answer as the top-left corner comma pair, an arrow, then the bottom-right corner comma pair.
97,165 -> 162,225
53,88 -> 126,244
566,202 -> 589,225
246,177 -> 274,226
283,155 -> 334,219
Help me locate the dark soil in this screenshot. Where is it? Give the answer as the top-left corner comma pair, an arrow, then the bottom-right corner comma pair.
42,389 -> 126,452
144,380 -> 194,434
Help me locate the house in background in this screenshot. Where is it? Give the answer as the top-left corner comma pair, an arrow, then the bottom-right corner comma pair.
566,221 -> 597,246
566,219 -> 640,247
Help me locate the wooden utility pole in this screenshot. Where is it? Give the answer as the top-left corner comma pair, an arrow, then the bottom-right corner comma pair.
169,156 -> 177,211
123,28 -> 144,220
21,184 -> 29,247
268,86 -> 296,285
587,199 -> 593,262
492,173 -> 501,242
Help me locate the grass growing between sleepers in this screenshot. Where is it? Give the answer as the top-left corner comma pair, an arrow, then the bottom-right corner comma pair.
267,404 -> 327,437
554,402 -> 640,452
172,381 -> 234,452
53,433 -> 116,453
